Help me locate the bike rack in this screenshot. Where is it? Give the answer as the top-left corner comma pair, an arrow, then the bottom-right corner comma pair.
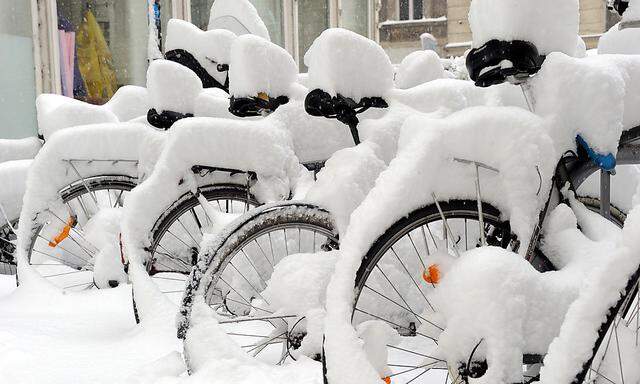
453,158 -> 500,248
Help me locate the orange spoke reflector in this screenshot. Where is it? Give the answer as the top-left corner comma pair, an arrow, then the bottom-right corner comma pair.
422,264 -> 440,285
382,377 -> 391,384
48,216 -> 77,248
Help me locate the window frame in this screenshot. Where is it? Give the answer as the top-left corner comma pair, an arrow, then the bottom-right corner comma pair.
397,0 -> 423,21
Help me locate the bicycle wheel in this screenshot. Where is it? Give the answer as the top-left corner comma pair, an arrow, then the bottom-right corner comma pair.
180,203 -> 338,367
147,184 -> 259,303
349,200 -> 541,384
25,175 -> 137,291
574,268 -> 640,383
0,220 -> 17,275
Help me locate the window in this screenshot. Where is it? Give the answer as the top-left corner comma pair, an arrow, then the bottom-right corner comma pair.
0,1 -> 37,138
399,0 -> 423,20
297,0 -> 329,71
340,0 -> 369,37
190,0 -> 284,47
55,0 -> 167,104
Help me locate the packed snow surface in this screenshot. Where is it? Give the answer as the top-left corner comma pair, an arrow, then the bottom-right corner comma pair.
229,34 -> 299,98
0,279 -> 180,384
304,29 -> 394,101
468,0 -> 581,56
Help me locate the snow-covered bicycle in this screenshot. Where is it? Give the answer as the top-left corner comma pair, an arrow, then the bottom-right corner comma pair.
320,5 -> 640,383
173,28 -> 536,369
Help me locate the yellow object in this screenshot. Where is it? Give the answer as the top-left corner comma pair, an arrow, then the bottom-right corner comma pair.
48,216 -> 77,248
257,92 -> 269,101
76,10 -> 118,103
422,264 -> 441,285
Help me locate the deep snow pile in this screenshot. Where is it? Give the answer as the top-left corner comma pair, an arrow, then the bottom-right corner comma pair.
147,60 -> 203,115
468,0 -> 582,56
304,29 -> 394,101
228,35 -> 301,99
165,19 -> 237,87
532,53 -> 640,155
394,50 -> 445,89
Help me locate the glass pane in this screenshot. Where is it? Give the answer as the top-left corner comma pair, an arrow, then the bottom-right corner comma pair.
249,0 -> 284,46
191,0 -> 283,47
340,0 -> 369,37
159,0 -> 173,49
298,0 -> 329,71
56,0 -> 160,104
0,1 -> 37,138
413,0 -> 423,19
399,0 -> 409,20
190,0 -> 215,30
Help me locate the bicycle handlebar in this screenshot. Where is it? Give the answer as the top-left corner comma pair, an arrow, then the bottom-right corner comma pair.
304,89 -> 388,145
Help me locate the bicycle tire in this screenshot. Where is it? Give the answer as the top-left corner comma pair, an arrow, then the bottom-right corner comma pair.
179,202 -> 337,368
24,175 -> 137,291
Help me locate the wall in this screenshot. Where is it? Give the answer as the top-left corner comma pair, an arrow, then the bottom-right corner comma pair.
0,2 -> 37,139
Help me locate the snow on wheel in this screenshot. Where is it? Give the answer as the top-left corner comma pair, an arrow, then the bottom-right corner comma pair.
348,200 -> 535,384
178,203 -> 338,369
24,175 -> 136,291
0,220 -> 17,275
146,184 -> 258,304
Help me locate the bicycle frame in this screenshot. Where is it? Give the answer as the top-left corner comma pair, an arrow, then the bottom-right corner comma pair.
523,125 -> 640,262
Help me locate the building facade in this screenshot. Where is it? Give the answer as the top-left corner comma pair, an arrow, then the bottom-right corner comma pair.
378,0 -> 621,62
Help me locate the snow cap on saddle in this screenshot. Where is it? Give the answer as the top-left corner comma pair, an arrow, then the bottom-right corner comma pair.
147,59 -> 203,116
304,28 -> 394,103
468,0 -> 582,57
228,34 -> 298,99
165,19 -> 237,89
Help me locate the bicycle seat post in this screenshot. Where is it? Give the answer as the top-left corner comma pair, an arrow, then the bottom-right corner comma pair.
600,169 -> 612,219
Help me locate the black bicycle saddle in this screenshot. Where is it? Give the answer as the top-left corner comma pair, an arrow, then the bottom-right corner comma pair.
466,39 -> 545,87
228,94 -> 290,117
165,49 -> 229,92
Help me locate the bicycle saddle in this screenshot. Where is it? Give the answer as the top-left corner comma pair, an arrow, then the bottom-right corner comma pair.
610,0 -> 629,15
165,49 -> 229,92
305,89 -> 388,145
466,39 -> 545,87
228,94 -> 290,118
147,108 -> 194,130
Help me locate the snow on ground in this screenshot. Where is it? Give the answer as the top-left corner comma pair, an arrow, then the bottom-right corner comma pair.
0,275 -> 180,384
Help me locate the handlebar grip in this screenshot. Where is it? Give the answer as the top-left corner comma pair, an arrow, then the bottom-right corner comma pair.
576,135 -> 616,172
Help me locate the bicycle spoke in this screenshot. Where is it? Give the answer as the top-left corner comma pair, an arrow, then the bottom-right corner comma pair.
389,247 -> 435,312
354,308 -> 437,343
